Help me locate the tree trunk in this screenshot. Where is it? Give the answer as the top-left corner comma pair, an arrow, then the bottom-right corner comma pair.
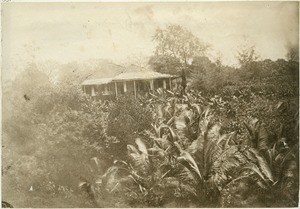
181,68 -> 187,96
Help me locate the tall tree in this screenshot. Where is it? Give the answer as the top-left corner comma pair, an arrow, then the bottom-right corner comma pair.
236,46 -> 260,80
152,24 -> 208,95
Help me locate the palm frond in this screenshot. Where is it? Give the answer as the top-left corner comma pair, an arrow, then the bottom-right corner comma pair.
129,153 -> 149,173
243,119 -> 269,150
175,164 -> 199,185
243,163 -> 270,187
127,144 -> 149,174
248,148 -> 274,182
257,126 -> 269,151
178,150 -> 203,181
187,135 -> 203,154
210,146 -> 248,188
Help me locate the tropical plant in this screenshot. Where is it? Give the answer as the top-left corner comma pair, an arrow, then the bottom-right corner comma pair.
95,137 -> 180,207
221,118 -> 299,207
99,100 -> 252,207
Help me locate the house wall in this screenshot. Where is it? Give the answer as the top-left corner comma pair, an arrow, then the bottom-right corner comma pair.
126,81 -> 134,93
136,80 -> 151,92
82,77 -> 179,98
154,78 -> 170,90
116,82 -> 124,95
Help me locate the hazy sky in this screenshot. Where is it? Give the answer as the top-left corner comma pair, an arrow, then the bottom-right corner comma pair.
2,2 -> 299,82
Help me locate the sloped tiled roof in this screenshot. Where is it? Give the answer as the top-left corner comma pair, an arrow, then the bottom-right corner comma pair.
82,65 -> 179,85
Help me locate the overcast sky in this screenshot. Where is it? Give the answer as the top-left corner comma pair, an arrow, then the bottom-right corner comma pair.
2,2 -> 299,82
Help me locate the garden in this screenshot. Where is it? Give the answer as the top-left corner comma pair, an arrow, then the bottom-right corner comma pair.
2,25 -> 299,208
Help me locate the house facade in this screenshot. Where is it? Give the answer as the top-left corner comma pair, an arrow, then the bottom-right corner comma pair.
82,70 -> 180,99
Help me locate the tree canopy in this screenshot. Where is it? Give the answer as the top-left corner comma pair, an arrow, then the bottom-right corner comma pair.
153,24 -> 209,65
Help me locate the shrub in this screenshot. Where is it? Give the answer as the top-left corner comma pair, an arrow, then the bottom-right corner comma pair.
107,95 -> 154,158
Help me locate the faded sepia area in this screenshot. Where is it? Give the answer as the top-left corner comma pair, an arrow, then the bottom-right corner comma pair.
1,2 -> 299,208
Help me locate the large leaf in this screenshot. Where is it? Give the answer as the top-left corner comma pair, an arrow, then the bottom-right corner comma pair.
248,148 -> 274,182
187,135 -> 203,154
244,119 -> 269,150
243,163 -> 270,186
135,138 -> 148,155
207,124 -> 221,141
257,126 -> 269,151
127,144 -> 139,155
178,150 -> 203,181
175,164 -> 199,185
127,145 -> 149,174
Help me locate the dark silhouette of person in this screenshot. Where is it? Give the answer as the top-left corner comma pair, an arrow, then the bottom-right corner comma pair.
181,68 -> 187,96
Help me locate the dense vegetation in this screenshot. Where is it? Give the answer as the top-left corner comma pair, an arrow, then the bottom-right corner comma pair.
2,25 -> 299,207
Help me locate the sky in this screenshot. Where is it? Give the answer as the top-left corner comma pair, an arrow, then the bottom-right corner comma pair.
2,2 -> 299,83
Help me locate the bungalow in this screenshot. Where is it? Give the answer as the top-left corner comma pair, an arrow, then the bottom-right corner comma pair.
81,69 -> 180,99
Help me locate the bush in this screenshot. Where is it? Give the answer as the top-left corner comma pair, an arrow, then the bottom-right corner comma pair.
2,68 -> 118,207
107,95 -> 153,150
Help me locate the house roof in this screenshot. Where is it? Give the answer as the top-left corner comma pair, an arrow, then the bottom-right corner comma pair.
85,63 -> 125,80
82,65 -> 179,86
82,78 -> 113,85
112,71 -> 177,81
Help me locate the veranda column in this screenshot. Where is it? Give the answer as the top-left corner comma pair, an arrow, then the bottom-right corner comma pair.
133,80 -> 137,99
91,86 -> 96,96
115,82 -> 118,97
163,79 -> 167,89
169,78 -> 172,90
150,80 -> 154,91
123,81 -> 127,93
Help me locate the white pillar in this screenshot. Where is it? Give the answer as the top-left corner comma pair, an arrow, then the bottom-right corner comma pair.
91,86 -> 96,96
150,80 -> 154,91
115,82 -> 118,97
123,81 -> 127,92
169,78 -> 172,90
133,80 -> 137,98
163,80 -> 167,89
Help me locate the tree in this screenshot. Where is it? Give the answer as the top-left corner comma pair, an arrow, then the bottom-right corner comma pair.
153,25 -> 208,65
236,46 -> 260,80
148,55 -> 181,75
189,56 -> 225,94
152,24 -> 209,95
286,44 -> 299,62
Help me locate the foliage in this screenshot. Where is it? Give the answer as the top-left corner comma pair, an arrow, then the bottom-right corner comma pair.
148,55 -> 182,75
2,26 -> 299,208
153,24 -> 208,65
189,56 -> 227,93
2,65 -> 118,207
106,95 -> 154,158
151,24 -> 209,95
